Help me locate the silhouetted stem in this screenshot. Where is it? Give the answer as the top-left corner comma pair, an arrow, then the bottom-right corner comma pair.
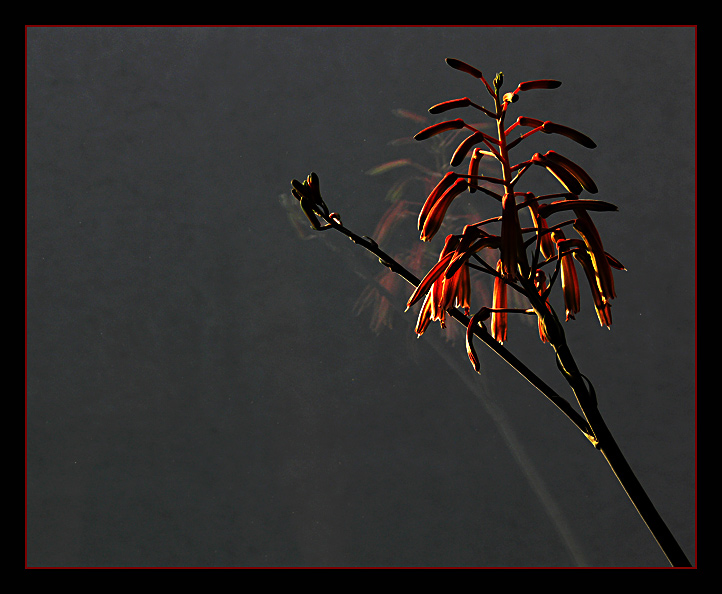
586,406 -> 693,567
523,279 -> 692,567
552,332 -> 691,566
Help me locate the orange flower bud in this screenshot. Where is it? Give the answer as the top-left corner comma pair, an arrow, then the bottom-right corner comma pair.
543,151 -> 598,194
531,153 -> 584,195
572,248 -> 613,328
445,58 -> 484,79
467,148 -> 483,193
516,79 -> 562,92
420,178 -> 469,242
466,308 -> 491,373
553,233 -> 581,321
541,122 -> 596,149
414,118 -> 465,141
451,131 -> 486,167
573,214 -> 616,302
418,172 -> 457,232
428,97 -> 472,114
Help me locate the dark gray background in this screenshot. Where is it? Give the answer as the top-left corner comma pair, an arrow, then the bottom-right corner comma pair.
26,26 -> 696,567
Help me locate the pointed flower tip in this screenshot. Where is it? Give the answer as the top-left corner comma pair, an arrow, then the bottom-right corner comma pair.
445,58 -> 483,79
450,131 -> 485,167
414,118 -> 465,141
547,150 -> 599,194
466,308 -> 491,374
428,97 -> 471,115
419,178 -> 468,241
518,116 -> 544,128
517,79 -> 562,92
542,121 -> 597,149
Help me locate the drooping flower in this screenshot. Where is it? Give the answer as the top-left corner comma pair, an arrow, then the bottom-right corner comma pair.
467,148 -> 483,194
500,192 -> 522,279
544,151 -> 598,194
513,116 -> 597,149
534,269 -> 551,343
527,198 -> 556,261
445,224 -> 501,279
414,118 -> 466,141
552,231 -> 581,321
451,131 -> 487,167
417,173 -> 456,232
491,260 -> 508,343
419,177 -> 469,242
531,153 -> 583,195
573,212 -> 616,303
466,307 -> 492,373
569,242 -> 613,328
409,234 -> 471,336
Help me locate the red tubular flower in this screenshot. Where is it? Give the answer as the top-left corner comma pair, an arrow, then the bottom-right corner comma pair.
531,153 -> 584,195
409,235 -> 471,336
491,260 -> 508,343
428,97 -> 472,114
500,192 -> 522,279
415,291 -> 435,336
544,151 -> 598,194
417,172 -> 456,234
445,226 -> 501,279
451,131 -> 486,167
570,244 -> 613,328
537,198 -> 618,218
467,148 -> 483,193
414,118 -> 465,141
445,58 -> 485,80
516,79 -> 562,92
406,251 -> 455,311
572,212 -> 616,302
434,235 -> 470,323
446,254 -> 471,315
466,307 -> 491,373
419,178 -> 469,242
541,122 -> 597,149
552,231 -> 581,321
527,198 -> 556,261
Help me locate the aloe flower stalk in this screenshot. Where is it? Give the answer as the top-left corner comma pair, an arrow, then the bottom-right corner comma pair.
289,57 -> 692,567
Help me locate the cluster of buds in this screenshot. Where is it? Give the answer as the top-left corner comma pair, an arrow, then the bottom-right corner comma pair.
291,172 -> 333,230
406,58 -> 624,371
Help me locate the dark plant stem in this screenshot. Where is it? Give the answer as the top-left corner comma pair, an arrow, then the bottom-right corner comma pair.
318,211 -> 691,567
586,406 -> 692,567
538,294 -> 691,567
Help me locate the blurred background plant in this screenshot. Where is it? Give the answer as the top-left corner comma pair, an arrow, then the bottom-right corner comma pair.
353,108 -> 533,341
